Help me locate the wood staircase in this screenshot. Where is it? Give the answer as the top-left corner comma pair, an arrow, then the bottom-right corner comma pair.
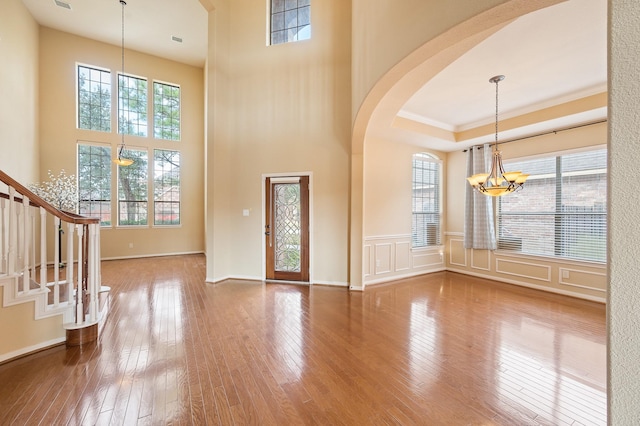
0,170 -> 108,362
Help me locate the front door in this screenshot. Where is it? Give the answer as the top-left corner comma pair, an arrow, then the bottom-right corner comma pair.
265,176 -> 309,282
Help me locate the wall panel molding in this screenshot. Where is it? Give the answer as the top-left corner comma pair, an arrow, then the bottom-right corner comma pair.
471,249 -> 490,271
496,258 -> 551,282
449,238 -> 467,267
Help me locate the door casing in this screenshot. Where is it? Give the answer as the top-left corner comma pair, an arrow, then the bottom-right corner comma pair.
262,173 -> 313,283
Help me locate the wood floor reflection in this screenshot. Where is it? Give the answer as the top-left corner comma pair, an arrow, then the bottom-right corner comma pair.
0,254 -> 606,425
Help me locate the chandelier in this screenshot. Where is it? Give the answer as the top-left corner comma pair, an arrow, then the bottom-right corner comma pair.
466,75 -> 527,196
113,0 -> 134,166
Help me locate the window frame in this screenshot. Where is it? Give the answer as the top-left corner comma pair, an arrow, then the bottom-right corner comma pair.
497,146 -> 607,263
77,63 -> 112,132
116,146 -> 149,227
269,0 -> 311,46
153,80 -> 181,141
411,152 -> 442,249
118,72 -> 149,138
153,149 -> 181,227
77,141 -> 113,227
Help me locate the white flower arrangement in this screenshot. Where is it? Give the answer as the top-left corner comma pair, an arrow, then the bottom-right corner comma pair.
29,169 -> 78,213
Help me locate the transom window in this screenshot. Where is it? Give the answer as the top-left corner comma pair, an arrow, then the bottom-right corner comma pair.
270,0 -> 311,45
412,153 -> 441,248
498,148 -> 607,262
77,65 -> 111,132
153,82 -> 181,141
118,74 -> 148,137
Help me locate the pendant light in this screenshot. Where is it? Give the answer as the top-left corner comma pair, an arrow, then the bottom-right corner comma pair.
113,0 -> 134,166
466,75 -> 528,196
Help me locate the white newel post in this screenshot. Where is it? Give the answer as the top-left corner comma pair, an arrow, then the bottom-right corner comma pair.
75,224 -> 84,325
20,196 -> 28,293
39,207 -> 47,291
89,223 -> 98,322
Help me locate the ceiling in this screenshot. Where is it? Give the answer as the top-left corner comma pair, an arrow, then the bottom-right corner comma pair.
21,0 -> 607,152
22,0 -> 208,67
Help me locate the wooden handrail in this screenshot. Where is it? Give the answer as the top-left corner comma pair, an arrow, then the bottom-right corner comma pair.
0,170 -> 98,225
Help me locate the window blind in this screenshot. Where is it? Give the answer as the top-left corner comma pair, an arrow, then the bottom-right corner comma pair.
412,153 -> 441,247
498,148 -> 607,262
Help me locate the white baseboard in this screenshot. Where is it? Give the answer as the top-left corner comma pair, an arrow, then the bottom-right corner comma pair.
365,267 -> 446,287
101,251 -> 204,262
446,267 -> 606,303
0,337 -> 65,364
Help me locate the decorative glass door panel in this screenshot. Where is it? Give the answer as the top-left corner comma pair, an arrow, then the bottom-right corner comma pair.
265,176 -> 309,282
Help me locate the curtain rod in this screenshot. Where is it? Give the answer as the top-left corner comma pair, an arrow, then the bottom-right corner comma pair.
462,119 -> 607,152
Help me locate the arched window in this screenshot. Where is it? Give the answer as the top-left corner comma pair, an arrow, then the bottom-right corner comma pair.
412,153 -> 441,247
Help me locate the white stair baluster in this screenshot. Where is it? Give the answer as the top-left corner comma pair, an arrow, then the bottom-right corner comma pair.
53,217 -> 60,306
75,224 -> 84,325
1,198 -> 6,274
39,207 -> 47,292
7,187 -> 16,276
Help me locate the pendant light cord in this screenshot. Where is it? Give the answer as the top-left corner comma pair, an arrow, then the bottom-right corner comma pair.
120,0 -> 126,153
494,78 -> 499,149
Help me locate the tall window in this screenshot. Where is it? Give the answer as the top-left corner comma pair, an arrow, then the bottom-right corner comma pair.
153,82 -> 181,141
77,143 -> 112,226
154,150 -> 180,225
117,148 -> 148,226
498,148 -> 607,262
118,74 -> 148,137
412,153 -> 441,248
270,0 -> 311,45
77,65 -> 111,132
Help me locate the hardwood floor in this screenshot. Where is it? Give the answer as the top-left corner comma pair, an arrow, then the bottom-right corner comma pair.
0,254 -> 606,425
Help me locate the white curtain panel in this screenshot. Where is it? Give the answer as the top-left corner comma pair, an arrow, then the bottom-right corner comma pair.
464,144 -> 497,250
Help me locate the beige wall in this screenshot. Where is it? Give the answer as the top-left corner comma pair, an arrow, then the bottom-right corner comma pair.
205,0 -> 352,285
38,28 -> 205,259
0,0 -> 39,184
364,137 -> 447,284
0,287 -> 65,362
609,0 -> 640,421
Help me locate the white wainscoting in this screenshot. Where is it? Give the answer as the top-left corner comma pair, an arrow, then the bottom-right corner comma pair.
364,235 -> 445,286
445,233 -> 606,302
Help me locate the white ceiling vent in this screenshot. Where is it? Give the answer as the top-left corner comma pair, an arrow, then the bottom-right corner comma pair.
171,36 -> 183,43
54,0 -> 72,10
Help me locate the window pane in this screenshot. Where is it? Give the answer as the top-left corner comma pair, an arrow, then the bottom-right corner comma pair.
272,0 -> 284,13
270,0 -> 310,45
272,12 -> 285,31
118,148 -> 148,226
77,143 -> 112,226
119,74 -> 148,137
412,153 -> 441,248
298,6 -> 310,26
154,149 -> 180,225
78,65 -> 111,132
153,82 -> 181,141
498,148 -> 607,262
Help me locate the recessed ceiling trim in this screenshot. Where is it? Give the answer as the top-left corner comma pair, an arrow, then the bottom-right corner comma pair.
396,110 -> 456,132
